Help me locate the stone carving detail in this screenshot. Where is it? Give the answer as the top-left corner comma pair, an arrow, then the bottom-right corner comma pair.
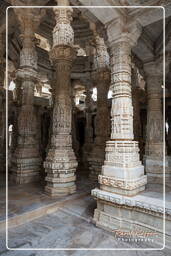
92,19 -> 146,198
44,1 -> 78,197
93,34 -> 110,70
104,141 -> 142,168
53,0 -> 74,46
10,8 -> 43,184
89,34 -> 111,180
110,41 -> 134,140
91,188 -> 166,215
143,61 -> 166,185
144,66 -> 163,157
98,175 -> 147,190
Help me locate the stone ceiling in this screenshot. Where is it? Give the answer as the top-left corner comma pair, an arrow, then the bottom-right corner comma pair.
1,0 -> 171,88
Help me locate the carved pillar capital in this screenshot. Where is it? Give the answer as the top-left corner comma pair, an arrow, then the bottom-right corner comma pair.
14,8 -> 45,81
106,17 -> 142,49
13,7 -> 45,37
93,34 -> 110,70
53,1 -> 74,47
50,45 -> 76,64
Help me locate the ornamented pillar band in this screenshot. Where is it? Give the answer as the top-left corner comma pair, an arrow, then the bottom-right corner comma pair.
44,1 -> 78,196
10,8 -> 44,184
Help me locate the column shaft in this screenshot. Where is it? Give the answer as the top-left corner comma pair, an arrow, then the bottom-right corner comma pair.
143,62 -> 169,185
89,34 -> 110,180
44,2 -> 77,196
89,69 -> 110,180
10,8 -> 42,184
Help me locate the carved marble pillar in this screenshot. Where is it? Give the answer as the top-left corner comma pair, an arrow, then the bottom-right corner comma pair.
132,67 -> 143,159
144,61 -> 170,186
10,8 -> 42,184
0,31 -> 5,172
44,0 -> 78,196
82,81 -> 94,173
71,86 -> 79,159
89,70 -> 110,180
91,20 -> 147,232
89,34 -> 111,181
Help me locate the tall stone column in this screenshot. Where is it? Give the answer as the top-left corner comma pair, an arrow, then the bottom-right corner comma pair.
71,85 -> 79,159
10,8 -> 43,184
132,67 -> 143,159
84,81 -> 94,149
144,61 -> 170,186
82,80 -> 94,173
91,19 -> 147,232
89,34 -> 111,181
44,0 -> 78,197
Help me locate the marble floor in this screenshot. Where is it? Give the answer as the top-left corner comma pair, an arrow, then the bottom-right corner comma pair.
0,193 -> 171,256
0,173 -> 171,255
0,174 -> 96,231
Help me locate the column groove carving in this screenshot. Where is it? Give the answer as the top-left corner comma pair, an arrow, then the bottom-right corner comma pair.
92,19 -> 147,196
143,61 -> 170,186
89,34 -> 111,180
10,8 -> 43,184
44,0 -> 78,196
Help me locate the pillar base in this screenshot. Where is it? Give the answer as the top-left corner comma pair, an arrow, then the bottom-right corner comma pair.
44,148 -> 77,197
144,155 -> 171,187
91,188 -> 170,248
99,173 -> 147,196
10,158 -> 41,184
10,171 -> 40,184
45,183 -> 76,197
101,140 -> 147,196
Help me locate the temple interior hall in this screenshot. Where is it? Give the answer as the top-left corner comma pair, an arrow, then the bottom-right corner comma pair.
0,0 -> 171,255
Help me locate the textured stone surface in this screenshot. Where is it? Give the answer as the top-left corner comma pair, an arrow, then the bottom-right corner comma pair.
92,185 -> 171,246
1,193 -> 171,253
44,2 -> 77,196
93,20 -> 146,196
89,34 -> 110,181
10,8 -> 43,184
144,61 -> 169,185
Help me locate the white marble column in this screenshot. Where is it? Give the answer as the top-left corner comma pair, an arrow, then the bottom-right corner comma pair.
92,19 -> 146,196
89,34 -> 111,181
44,0 -> 78,197
144,61 -> 170,186
91,19 -> 147,232
10,8 -> 43,183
